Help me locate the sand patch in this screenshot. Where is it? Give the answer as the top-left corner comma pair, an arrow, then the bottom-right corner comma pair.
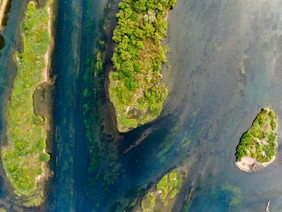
235,156 -> 276,173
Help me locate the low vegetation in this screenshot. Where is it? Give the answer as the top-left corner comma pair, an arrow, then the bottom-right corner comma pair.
1,0 -> 51,202
109,0 -> 177,132
236,108 -> 278,163
141,169 -> 182,211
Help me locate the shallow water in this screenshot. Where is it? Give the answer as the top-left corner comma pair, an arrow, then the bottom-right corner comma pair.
0,0 -> 281,211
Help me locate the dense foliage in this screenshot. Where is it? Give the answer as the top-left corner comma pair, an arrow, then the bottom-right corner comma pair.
236,108 -> 278,162
1,1 -> 50,199
141,169 -> 182,211
109,0 -> 177,132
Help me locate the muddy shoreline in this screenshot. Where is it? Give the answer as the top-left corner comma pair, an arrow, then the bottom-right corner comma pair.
97,0 -> 122,139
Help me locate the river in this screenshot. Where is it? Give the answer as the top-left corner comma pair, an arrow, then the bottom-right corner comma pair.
0,0 -> 282,211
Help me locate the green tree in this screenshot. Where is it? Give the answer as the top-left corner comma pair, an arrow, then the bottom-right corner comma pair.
136,41 -> 145,49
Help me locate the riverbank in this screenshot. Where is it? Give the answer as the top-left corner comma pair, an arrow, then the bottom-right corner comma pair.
1,0 -> 53,206
0,0 -> 9,30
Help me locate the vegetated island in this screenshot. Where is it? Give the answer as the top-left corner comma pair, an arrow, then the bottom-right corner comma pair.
109,0 -> 177,133
235,108 -> 278,172
140,169 -> 183,211
1,0 -> 53,206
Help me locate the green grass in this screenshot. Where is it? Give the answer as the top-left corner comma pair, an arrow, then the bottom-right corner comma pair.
141,169 -> 182,211
109,0 -> 177,132
1,1 -> 51,200
236,108 -> 278,163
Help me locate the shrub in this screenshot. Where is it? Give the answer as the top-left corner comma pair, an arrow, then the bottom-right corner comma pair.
39,153 -> 50,162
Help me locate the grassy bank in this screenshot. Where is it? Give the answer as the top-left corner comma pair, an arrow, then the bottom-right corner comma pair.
1,0 -> 51,205
109,0 -> 177,132
236,108 -> 278,163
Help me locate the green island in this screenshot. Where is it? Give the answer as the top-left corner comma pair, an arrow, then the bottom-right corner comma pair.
140,169 -> 182,211
109,0 -> 177,132
235,108 -> 278,172
1,1 -> 52,206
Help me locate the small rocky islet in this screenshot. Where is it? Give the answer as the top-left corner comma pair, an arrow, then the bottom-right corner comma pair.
139,169 -> 183,211
235,108 -> 278,172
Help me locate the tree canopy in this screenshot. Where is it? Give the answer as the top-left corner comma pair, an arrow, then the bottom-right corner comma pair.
109,0 -> 177,132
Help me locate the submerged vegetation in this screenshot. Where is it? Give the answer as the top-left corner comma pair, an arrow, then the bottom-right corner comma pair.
235,108 -> 278,163
109,0 -> 177,132
220,183 -> 243,208
1,1 -> 51,204
141,169 -> 182,211
82,0 -> 119,208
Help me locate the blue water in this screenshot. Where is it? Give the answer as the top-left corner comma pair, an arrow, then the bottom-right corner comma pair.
47,0 -> 86,210
0,0 -> 282,211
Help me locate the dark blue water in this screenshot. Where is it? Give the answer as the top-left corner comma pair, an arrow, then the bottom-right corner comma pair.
0,0 -> 282,211
46,0 -> 109,211
47,0 -> 86,211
